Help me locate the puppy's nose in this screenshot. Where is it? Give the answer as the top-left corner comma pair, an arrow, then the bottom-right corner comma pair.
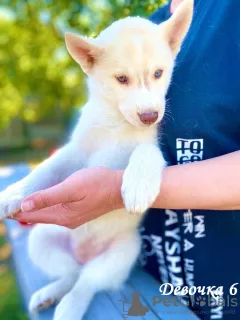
138,112 -> 158,125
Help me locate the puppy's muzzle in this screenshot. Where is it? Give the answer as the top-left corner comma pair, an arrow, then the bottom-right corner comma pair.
138,112 -> 158,125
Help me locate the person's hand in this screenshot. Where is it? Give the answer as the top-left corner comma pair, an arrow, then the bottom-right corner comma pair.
13,167 -> 124,229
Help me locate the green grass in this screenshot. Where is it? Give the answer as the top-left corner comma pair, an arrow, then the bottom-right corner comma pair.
0,267 -> 27,320
0,225 -> 28,320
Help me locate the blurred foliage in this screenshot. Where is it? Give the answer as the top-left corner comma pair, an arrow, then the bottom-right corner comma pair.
0,0 -> 166,130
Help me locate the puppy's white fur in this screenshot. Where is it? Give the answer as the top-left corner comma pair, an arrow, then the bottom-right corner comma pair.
0,1 -> 193,319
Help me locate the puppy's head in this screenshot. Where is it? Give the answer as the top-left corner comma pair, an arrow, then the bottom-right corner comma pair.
65,0 -> 193,127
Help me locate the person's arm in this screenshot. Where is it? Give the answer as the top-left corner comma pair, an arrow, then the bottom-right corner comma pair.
13,151 -> 240,228
153,151 -> 240,210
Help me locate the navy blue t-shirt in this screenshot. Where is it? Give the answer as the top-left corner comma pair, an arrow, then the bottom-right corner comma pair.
141,1 -> 240,319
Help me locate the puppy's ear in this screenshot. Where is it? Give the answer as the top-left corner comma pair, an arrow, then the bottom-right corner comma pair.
161,0 -> 194,56
65,33 -> 103,74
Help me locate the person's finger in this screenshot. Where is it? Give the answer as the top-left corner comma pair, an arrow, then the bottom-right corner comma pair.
13,206 -> 97,229
14,204 -> 70,225
20,181 -> 84,212
15,196 -> 100,228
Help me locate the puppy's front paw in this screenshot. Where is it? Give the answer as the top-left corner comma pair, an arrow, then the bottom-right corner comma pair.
121,165 -> 161,214
0,182 -> 26,219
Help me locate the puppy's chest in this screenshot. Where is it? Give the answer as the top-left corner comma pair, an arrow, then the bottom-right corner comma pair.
87,143 -> 135,170
78,124 -> 157,169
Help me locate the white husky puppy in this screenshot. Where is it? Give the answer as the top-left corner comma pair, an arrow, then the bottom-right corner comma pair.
0,1 -> 193,319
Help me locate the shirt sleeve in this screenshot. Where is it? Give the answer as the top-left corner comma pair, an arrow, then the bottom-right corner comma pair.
148,2 -> 171,24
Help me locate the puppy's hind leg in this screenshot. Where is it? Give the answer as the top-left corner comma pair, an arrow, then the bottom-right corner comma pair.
28,224 -> 80,313
28,224 -> 80,278
53,231 -> 141,320
29,275 -> 78,313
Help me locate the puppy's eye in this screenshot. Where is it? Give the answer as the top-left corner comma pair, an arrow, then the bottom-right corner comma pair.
154,70 -> 163,79
116,75 -> 128,84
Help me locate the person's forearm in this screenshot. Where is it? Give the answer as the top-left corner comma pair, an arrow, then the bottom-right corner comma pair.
115,151 -> 240,211
154,151 -> 240,210
13,152 -> 240,227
